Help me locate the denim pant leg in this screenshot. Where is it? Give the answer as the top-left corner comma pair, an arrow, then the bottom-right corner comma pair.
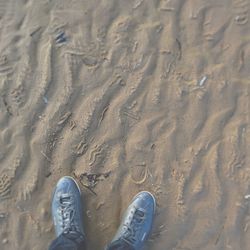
49,231 -> 86,250
105,240 -> 134,250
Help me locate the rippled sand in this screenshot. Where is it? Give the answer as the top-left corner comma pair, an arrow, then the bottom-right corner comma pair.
0,0 -> 249,249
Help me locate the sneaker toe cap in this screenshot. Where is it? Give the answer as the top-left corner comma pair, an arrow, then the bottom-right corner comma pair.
133,191 -> 156,213
55,176 -> 81,194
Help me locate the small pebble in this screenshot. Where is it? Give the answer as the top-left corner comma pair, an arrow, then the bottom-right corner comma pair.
2,238 -> 8,244
86,210 -> 91,218
0,213 -> 7,218
198,76 -> 208,86
43,96 -> 48,104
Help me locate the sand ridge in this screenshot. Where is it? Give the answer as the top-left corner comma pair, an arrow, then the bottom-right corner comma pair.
0,0 -> 249,249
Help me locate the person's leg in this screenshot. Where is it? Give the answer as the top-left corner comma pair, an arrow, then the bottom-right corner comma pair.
105,191 -> 156,250
48,176 -> 87,250
49,231 -> 86,250
106,239 -> 134,250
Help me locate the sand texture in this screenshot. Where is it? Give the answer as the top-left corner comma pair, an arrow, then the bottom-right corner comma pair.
0,0 -> 250,249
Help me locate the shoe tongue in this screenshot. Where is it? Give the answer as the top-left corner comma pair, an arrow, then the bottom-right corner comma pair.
63,227 -> 78,236
109,240 -> 134,250
60,194 -> 71,203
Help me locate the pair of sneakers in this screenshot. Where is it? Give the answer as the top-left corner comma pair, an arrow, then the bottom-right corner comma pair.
52,176 -> 156,250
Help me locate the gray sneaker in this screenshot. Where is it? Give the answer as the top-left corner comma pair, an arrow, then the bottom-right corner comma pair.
51,176 -> 85,237
107,191 -> 156,250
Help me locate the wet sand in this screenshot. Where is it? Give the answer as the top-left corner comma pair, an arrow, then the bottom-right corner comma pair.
0,0 -> 249,249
